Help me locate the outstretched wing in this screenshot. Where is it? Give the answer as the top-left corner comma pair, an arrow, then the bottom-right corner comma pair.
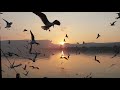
30,30 -> 35,41
3,19 -> 9,24
33,12 -> 50,25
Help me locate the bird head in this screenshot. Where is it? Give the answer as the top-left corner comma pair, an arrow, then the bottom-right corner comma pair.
53,20 -> 61,26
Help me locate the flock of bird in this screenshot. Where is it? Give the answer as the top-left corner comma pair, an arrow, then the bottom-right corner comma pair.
0,12 -> 120,78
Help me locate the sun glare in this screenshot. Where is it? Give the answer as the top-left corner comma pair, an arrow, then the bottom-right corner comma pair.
60,42 -> 65,45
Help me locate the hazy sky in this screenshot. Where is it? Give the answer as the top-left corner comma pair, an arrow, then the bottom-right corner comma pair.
0,12 -> 120,44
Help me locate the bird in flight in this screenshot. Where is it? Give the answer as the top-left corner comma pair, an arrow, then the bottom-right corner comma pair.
83,41 -> 85,44
23,71 -> 29,76
30,66 -> 39,69
116,12 -> 120,19
33,12 -> 61,31
96,34 -> 101,39
95,56 -> 100,63
2,19 -> 13,28
110,21 -> 117,26
30,30 -> 39,45
22,65 -> 27,70
23,29 -> 28,32
64,39 -> 66,42
65,34 -> 68,38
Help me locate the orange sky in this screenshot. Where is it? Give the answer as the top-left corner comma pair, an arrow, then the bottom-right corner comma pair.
0,12 -> 120,44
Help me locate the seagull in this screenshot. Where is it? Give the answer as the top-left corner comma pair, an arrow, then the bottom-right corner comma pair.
3,19 -> 12,28
112,51 -> 119,58
95,56 -> 100,63
96,34 -> 101,39
29,30 -> 39,53
33,12 -> 61,31
29,66 -> 39,69
23,29 -> 28,32
83,41 -> 85,44
32,52 -> 39,62
23,71 -> 29,76
30,30 -> 39,45
116,12 -> 120,19
109,64 -> 116,68
110,21 -> 117,26
64,39 -> 66,42
65,34 -> 68,38
22,65 -> 27,70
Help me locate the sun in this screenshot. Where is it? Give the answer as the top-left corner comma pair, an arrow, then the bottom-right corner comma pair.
60,42 -> 65,45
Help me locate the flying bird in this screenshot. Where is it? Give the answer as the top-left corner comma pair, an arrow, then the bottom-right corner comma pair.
23,29 -> 28,32
30,30 -> 39,45
96,34 -> 101,39
110,21 -> 117,26
83,41 -> 85,44
64,39 -> 66,42
30,66 -> 39,69
3,19 -> 12,28
116,12 -> 120,19
22,65 -> 27,70
65,34 -> 68,38
33,12 -> 61,31
23,71 -> 29,76
95,56 -> 100,63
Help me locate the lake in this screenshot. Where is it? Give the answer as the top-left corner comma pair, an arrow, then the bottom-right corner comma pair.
1,49 -> 120,78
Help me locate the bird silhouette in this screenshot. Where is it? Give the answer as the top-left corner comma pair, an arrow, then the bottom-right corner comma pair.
110,21 -> 117,26
3,19 -> 12,28
30,30 -> 39,45
96,34 -> 101,39
22,65 -> 27,70
116,12 -> 120,19
95,56 -> 100,63
23,29 -> 28,32
23,71 -> 29,76
65,34 -> 68,38
83,41 -> 85,44
33,12 -> 60,31
30,66 -> 39,69
64,39 -> 66,42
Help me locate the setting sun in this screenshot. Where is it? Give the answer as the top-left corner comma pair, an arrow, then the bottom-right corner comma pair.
60,42 -> 65,45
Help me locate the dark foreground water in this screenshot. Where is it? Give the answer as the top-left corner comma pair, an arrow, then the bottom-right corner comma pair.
1,49 -> 120,78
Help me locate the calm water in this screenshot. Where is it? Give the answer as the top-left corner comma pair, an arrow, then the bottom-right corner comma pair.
1,50 -> 120,78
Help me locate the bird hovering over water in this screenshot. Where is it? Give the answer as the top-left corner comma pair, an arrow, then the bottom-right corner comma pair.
2,19 -> 12,28
95,56 -> 100,63
29,30 -> 39,45
33,12 -> 61,31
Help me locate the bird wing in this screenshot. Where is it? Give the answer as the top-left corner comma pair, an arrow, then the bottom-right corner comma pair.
53,20 -> 61,25
3,19 -> 9,24
33,12 -> 50,25
30,30 -> 35,41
